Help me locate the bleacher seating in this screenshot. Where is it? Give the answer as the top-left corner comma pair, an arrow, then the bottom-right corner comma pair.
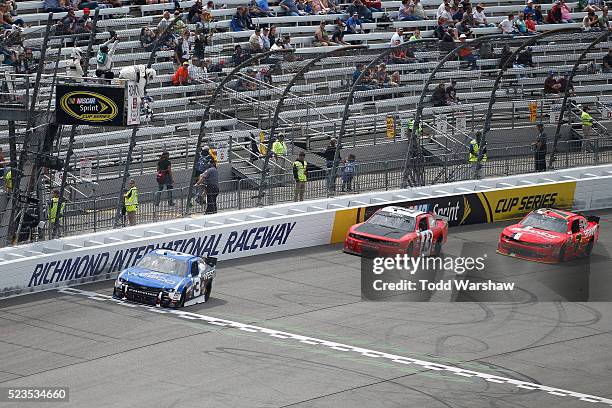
0,0 -> 610,184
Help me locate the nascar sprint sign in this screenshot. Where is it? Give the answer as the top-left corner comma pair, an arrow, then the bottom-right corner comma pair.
55,85 -> 125,126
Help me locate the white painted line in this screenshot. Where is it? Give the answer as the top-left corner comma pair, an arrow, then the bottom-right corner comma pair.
59,287 -> 612,407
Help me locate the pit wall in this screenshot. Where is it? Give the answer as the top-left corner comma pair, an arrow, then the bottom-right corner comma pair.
2,164 -> 612,297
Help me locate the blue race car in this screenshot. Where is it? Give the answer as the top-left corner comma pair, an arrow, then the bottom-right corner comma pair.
113,249 -> 217,308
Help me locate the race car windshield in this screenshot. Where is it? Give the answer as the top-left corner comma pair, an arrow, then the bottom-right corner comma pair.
137,255 -> 187,276
521,213 -> 567,233
367,213 -> 416,231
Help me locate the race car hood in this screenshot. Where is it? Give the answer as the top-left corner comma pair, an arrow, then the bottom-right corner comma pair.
120,267 -> 186,290
504,225 -> 567,244
354,223 -> 410,240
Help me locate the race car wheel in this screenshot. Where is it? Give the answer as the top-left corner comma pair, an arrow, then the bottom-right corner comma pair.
177,289 -> 186,308
407,243 -> 414,257
433,238 -> 443,257
204,279 -> 213,302
585,240 -> 594,256
558,244 -> 566,262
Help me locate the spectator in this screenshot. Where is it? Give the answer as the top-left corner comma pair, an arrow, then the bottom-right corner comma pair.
332,19 -> 348,44
174,31 -> 191,64
44,0 -> 68,12
437,0 -> 450,19
123,179 -> 138,226
261,27 -> 271,50
195,162 -> 219,214
0,3 -> 23,27
560,0 -> 574,23
96,33 -> 119,79
56,9 -> 78,35
172,61 -> 190,85
158,11 -> 172,33
398,0 -> 417,21
558,75 -> 575,96
237,68 -> 257,91
389,71 -> 400,86
413,0 -> 427,20
155,152 -> 175,207
293,151 -> 308,201
249,27 -> 264,52
446,79 -> 459,103
498,44 -> 512,68
269,25 -> 278,44
432,82 -> 447,106
341,154 -> 356,192
516,12 -> 535,34
347,0 -> 372,22
346,13 -> 364,33
409,28 -> 422,41
311,0 -> 329,14
280,0 -> 306,16
525,14 -> 537,33
4,164 -> 12,193
547,1 -> 562,23
376,63 -> 390,85
66,47 -> 84,80
499,13 -> 516,34
140,27 -> 156,51
523,1 -> 535,19
544,71 -> 562,94
196,145 -> 215,181
300,0 -> 312,14
599,6 -> 610,29
390,27 -> 404,45
14,51 -> 34,74
458,34 -> 478,69
321,139 -> 340,190
188,57 -> 207,81
231,6 -> 254,31
188,0 -> 204,22
439,4 -> 453,21
533,123 -> 547,172
172,10 -> 188,35
232,44 -> 249,66
314,21 -> 335,46
363,0 -> 382,13
250,0 -> 274,17
603,49 -> 612,73
516,47 -> 535,67
534,4 -> 544,24
193,30 -> 209,59
583,10 -> 598,29
352,63 -> 364,84
586,0 -> 604,12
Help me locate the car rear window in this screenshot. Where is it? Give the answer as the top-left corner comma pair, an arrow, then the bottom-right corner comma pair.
521,213 -> 567,233
367,212 -> 416,232
137,254 -> 187,276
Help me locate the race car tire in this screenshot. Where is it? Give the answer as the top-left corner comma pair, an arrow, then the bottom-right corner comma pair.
407,242 -> 414,257
585,240 -> 594,256
204,279 -> 213,302
177,289 -> 186,308
558,244 -> 566,262
433,238 -> 443,257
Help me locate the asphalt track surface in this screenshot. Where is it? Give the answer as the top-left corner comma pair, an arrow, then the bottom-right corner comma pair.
1,210 -> 612,408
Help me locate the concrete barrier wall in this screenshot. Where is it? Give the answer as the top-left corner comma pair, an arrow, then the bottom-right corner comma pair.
2,163 -> 612,297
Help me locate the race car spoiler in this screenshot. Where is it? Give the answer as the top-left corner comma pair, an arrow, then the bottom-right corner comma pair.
586,215 -> 600,224
205,257 -> 217,267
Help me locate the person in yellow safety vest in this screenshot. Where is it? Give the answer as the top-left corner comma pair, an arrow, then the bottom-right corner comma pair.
4,167 -> 12,193
48,190 -> 65,226
407,119 -> 422,135
293,151 -> 307,202
468,132 -> 487,179
124,179 -> 138,226
272,135 -> 288,181
581,106 -> 593,138
468,138 -> 480,163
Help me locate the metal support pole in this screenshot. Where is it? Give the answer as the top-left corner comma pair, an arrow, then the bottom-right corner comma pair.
52,126 -> 76,238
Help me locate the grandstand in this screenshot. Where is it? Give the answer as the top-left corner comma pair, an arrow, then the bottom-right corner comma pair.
0,0 -> 610,243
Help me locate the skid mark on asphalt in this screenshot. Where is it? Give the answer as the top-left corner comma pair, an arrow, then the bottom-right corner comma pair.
59,287 -> 612,407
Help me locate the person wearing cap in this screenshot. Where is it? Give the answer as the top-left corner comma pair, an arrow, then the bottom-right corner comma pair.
390,27 -> 404,46
472,3 -> 492,27
48,190 -> 65,231
346,12 -> 364,33
468,131 -> 486,179
261,27 -> 271,50
458,34 -> 478,69
313,21 -> 335,46
124,179 -> 138,226
249,27 -> 264,52
523,1 -> 535,19
293,152 -> 308,202
172,60 -> 190,85
533,123 -> 547,172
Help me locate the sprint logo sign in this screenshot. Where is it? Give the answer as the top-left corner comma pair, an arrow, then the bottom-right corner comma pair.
56,85 -> 125,126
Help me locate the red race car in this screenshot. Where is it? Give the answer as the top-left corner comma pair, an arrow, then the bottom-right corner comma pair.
497,208 -> 600,263
344,206 -> 448,257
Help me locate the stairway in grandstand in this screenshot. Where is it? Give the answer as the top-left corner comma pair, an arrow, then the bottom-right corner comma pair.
0,0 -> 610,190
